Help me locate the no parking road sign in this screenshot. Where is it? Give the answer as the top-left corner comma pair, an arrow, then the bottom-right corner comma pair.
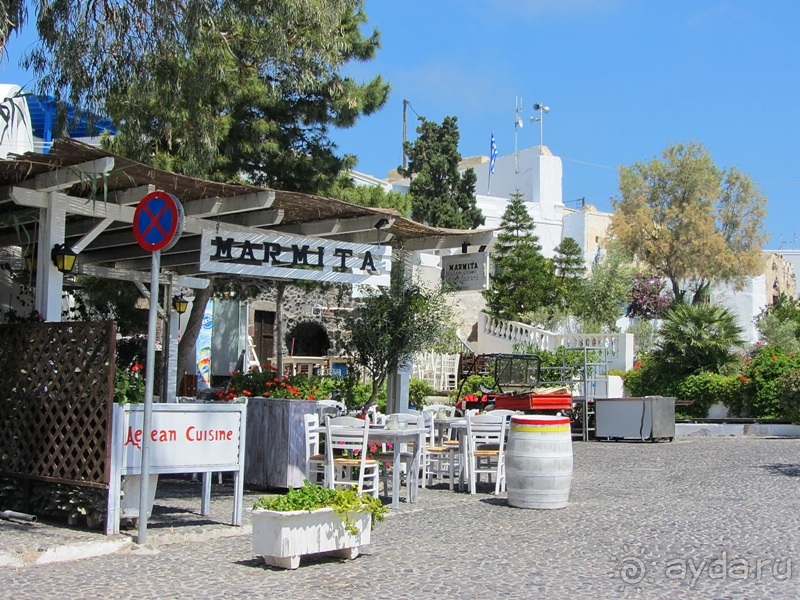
131,189 -> 185,544
133,191 -> 185,252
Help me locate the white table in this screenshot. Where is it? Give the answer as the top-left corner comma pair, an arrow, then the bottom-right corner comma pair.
433,417 -> 465,445
368,426 -> 426,509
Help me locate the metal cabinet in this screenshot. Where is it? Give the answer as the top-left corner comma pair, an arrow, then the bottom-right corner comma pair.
594,396 -> 675,441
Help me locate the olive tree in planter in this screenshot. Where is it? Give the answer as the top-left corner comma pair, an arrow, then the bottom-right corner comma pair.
339,268 -> 453,409
251,481 -> 387,570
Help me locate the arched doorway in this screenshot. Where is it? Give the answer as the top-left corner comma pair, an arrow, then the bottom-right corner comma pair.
286,321 -> 330,356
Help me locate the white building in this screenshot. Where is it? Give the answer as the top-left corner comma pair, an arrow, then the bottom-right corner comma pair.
373,144 -> 609,265
355,144 -> 798,346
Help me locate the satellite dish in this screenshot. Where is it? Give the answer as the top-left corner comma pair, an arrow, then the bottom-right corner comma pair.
515,116 -> 524,128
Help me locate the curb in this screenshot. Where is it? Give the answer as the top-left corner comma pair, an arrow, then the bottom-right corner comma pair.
0,524 -> 255,568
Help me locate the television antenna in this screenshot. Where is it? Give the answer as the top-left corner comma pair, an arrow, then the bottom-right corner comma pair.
531,102 -> 550,154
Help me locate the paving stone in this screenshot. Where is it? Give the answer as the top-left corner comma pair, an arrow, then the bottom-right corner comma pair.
2,438 -> 800,598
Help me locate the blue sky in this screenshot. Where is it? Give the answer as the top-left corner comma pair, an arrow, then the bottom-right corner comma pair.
331,0 -> 800,248
2,1 -> 799,247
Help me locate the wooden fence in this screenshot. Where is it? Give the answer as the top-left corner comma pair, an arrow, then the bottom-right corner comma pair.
0,321 -> 116,489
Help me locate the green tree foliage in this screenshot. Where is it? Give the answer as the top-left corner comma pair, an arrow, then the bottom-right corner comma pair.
551,237 -> 585,311
625,318 -> 660,357
610,141 -> 767,304
574,243 -> 634,332
655,303 -> 744,377
482,191 -> 553,322
339,269 -> 452,406
398,116 -> 484,229
755,293 -> 800,354
735,346 -> 800,418
71,278 -> 148,336
24,1 -> 389,192
19,2 -> 390,389
777,366 -> 800,424
328,180 -> 411,215
0,1 -> 24,51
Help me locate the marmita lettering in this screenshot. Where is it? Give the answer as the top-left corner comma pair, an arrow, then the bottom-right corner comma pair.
211,236 -> 376,272
449,262 -> 478,271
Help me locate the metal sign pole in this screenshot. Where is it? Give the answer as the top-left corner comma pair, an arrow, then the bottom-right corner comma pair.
138,249 -> 161,545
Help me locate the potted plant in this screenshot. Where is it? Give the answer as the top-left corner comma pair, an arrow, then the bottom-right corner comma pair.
228,368 -> 338,488
114,364 -> 159,523
251,481 -> 387,570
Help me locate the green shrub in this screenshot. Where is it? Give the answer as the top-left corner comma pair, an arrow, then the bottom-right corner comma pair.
114,365 -> 145,404
674,373 -> 741,418
622,355 -> 678,398
510,344 -> 602,385
408,378 -> 436,410
655,303 -> 744,377
777,367 -> 800,423
737,345 -> 800,418
330,375 -> 386,411
450,374 -> 496,402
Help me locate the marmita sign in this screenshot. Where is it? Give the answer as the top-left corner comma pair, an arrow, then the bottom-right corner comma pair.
200,229 -> 391,285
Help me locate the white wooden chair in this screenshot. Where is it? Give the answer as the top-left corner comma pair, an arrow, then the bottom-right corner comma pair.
424,411 -> 461,489
422,404 -> 455,419
466,413 -> 507,495
303,413 -> 325,484
324,416 -> 379,497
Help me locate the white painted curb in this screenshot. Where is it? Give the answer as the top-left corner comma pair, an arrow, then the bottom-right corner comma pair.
676,423 -> 800,438
35,539 -> 131,565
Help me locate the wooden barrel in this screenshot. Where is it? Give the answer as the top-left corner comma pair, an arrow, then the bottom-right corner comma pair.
505,415 -> 573,509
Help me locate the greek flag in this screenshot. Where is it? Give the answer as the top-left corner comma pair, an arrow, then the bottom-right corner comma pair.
490,132 -> 497,174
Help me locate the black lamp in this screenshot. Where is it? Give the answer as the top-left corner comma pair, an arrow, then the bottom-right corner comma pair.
374,218 -> 391,246
172,294 -> 189,314
51,243 -> 78,274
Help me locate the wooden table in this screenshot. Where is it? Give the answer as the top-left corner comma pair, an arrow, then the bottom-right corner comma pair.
368,426 -> 426,509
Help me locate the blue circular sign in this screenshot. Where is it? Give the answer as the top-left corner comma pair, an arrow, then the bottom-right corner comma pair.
133,191 -> 184,252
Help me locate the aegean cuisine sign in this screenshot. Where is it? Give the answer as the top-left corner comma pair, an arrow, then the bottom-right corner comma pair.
441,252 -> 489,291
200,228 -> 391,285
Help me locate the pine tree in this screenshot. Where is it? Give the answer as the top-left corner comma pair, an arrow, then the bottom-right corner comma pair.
24,2 -> 389,192
482,192 -> 554,321
398,116 -> 484,229
552,237 -> 585,311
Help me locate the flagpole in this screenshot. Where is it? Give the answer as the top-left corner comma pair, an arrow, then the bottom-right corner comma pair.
488,131 -> 497,194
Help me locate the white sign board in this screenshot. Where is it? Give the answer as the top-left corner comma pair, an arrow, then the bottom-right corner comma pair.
199,228 -> 391,286
120,406 -> 242,472
441,252 -> 489,291
108,403 -> 247,535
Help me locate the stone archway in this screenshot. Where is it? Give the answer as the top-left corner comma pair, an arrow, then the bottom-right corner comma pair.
286,320 -> 330,356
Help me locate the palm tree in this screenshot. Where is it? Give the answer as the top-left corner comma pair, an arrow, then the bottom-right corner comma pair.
655,303 -> 744,376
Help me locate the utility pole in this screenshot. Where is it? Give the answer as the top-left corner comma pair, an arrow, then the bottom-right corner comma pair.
402,99 -> 409,170
514,96 -> 524,174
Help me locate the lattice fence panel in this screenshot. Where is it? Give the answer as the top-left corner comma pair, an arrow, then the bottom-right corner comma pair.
0,321 -> 116,488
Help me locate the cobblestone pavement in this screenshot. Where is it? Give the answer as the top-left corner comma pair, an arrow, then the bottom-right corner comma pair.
4,437 -> 800,599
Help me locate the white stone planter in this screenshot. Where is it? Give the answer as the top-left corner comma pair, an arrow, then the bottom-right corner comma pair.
120,474 -> 159,520
251,507 -> 371,570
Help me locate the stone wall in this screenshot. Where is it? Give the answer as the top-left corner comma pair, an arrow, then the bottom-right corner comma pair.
250,282 -> 360,358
